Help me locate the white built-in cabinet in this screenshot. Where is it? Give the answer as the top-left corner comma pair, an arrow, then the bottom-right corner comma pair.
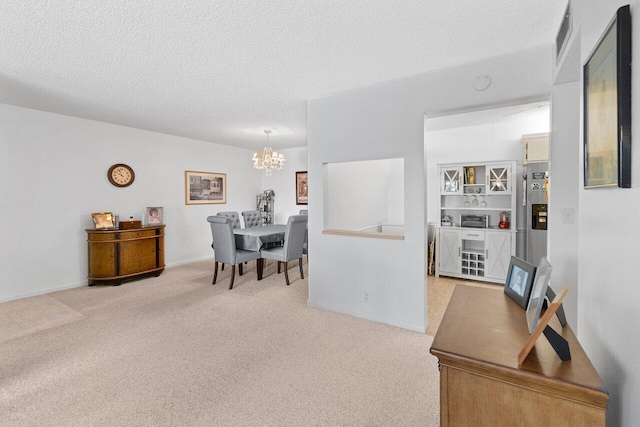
436,161 -> 517,284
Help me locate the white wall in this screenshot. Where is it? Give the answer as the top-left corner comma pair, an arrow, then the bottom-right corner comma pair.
308,46 -> 553,332
563,1 -> 640,425
0,104 -> 261,302
549,81 -> 581,333
259,147 -> 308,224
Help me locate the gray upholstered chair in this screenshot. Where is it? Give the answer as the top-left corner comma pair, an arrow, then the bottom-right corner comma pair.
216,211 -> 241,229
260,215 -> 308,285
207,216 -> 261,289
299,210 -> 308,256
215,212 -> 241,271
242,210 -> 262,228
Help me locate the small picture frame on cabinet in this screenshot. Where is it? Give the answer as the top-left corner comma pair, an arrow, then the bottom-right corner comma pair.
526,257 -> 553,333
503,256 -> 537,309
146,207 -> 164,225
91,212 -> 115,229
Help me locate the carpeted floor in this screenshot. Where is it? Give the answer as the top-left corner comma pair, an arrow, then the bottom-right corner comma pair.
0,260 -> 440,426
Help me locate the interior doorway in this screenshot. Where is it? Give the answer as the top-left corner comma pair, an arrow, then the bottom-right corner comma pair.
424,99 -> 551,336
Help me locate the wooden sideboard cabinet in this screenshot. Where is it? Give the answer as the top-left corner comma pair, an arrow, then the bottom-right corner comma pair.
86,225 -> 165,286
430,286 -> 608,426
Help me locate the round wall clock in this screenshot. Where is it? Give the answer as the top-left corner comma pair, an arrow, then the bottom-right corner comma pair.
107,163 -> 135,187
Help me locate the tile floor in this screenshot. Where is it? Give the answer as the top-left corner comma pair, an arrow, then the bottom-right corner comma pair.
0,294 -> 84,343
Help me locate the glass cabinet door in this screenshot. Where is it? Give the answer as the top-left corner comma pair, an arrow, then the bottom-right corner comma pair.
441,167 -> 463,194
487,165 -> 511,194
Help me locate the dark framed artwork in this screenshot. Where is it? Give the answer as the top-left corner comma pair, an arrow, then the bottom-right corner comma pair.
503,256 -> 537,309
296,171 -> 308,205
185,171 -> 226,205
583,5 -> 632,188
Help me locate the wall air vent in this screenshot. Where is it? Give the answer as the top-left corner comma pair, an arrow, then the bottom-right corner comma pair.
556,1 -> 573,64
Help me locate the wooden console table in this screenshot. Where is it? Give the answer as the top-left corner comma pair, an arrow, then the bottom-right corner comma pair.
86,225 -> 165,286
430,285 -> 607,426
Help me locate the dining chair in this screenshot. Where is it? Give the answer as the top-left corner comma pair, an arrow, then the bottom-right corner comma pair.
242,210 -> 262,228
215,212 -> 241,271
216,211 -> 241,229
260,214 -> 308,285
207,216 -> 261,289
299,210 -> 308,257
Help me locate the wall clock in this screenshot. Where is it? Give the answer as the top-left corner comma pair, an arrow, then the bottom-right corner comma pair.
107,163 -> 135,187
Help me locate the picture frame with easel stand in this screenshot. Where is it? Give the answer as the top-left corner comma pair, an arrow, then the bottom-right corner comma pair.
518,286 -> 571,365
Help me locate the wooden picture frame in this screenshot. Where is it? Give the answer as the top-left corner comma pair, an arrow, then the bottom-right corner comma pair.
503,256 -> 537,309
185,171 -> 226,205
583,5 -> 632,188
296,171 -> 308,205
91,212 -> 115,229
146,207 -> 164,225
518,288 -> 568,365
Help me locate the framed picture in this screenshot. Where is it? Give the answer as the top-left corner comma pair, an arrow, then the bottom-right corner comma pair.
296,171 -> 308,205
146,207 -> 164,225
583,5 -> 631,188
91,212 -> 115,229
185,171 -> 226,205
503,256 -> 537,309
526,257 -> 553,334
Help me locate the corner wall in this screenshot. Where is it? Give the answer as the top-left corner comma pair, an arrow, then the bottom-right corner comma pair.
308,46 -> 553,332
569,1 -> 640,425
0,104 -> 261,302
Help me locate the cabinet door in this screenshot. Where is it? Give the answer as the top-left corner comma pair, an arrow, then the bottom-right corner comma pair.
485,232 -> 512,280
439,229 -> 461,274
522,135 -> 549,164
486,164 -> 512,194
441,167 -> 463,194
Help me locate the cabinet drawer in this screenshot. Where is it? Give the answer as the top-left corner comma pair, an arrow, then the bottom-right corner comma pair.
461,230 -> 485,241
120,230 -> 157,240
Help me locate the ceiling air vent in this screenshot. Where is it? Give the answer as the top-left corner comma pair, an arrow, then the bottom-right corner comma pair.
556,1 -> 573,64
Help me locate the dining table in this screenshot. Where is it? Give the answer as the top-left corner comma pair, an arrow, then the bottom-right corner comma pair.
233,224 -> 286,280
233,224 -> 286,251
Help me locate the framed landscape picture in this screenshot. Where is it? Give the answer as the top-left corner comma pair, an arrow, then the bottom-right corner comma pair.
296,171 -> 308,205
185,171 -> 226,205
583,5 -> 631,188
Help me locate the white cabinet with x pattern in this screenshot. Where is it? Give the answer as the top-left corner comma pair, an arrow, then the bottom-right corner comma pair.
435,160 -> 516,284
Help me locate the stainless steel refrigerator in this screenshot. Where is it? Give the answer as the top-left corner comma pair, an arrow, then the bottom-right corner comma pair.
522,162 -> 548,266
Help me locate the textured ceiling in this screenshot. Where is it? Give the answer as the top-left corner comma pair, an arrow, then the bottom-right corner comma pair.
1,1 -> 566,150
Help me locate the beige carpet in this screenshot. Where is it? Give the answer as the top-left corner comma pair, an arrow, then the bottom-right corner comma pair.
0,260 -> 440,426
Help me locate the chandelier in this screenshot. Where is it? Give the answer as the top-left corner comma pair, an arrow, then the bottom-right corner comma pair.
252,130 -> 285,177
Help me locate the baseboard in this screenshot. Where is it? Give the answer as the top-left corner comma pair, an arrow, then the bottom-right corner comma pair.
0,280 -> 87,304
0,256 -> 216,304
307,298 -> 427,333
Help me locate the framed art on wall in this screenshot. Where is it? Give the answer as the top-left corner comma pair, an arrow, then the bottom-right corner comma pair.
583,5 -> 631,188
296,171 -> 308,205
185,171 -> 226,205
